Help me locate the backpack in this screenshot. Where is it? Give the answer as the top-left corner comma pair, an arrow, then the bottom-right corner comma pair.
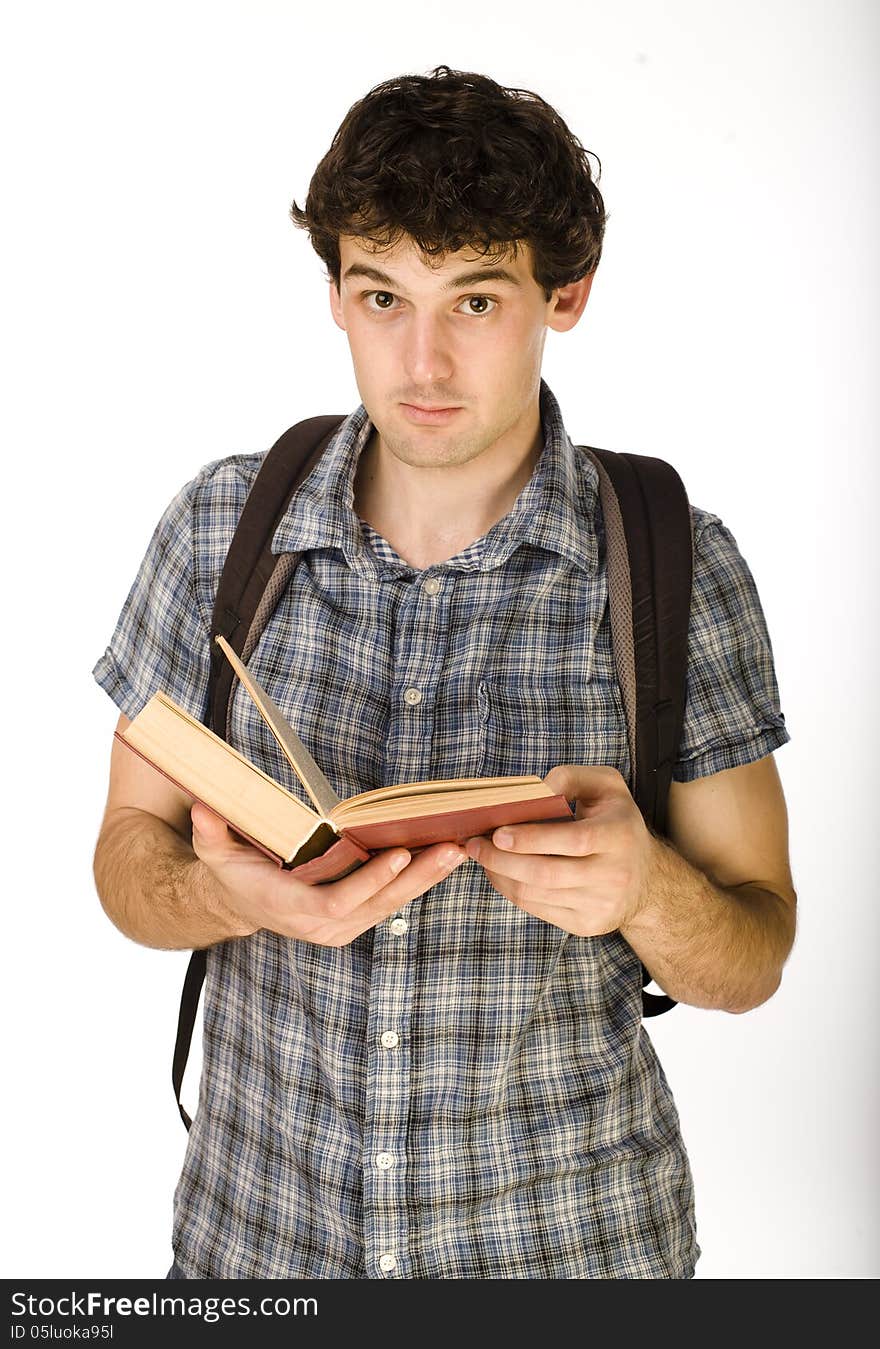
173,415 -> 694,1129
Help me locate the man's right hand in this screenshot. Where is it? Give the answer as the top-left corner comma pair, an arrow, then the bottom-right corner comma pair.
190,802 -> 467,946
93,712 -> 468,952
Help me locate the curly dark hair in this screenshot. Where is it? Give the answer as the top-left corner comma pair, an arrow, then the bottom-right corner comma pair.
290,67 -> 606,297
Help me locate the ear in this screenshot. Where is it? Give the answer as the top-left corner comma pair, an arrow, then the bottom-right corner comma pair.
545,271 -> 595,333
329,280 -> 346,331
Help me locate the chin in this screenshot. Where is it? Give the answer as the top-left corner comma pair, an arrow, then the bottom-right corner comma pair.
386,431 -> 490,469
386,442 -> 463,468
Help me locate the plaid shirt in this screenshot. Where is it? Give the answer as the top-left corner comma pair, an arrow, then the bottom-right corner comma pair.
93,383 -> 789,1279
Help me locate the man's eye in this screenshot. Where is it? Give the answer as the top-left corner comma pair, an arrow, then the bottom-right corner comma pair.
367,291 -> 397,310
456,295 -> 496,316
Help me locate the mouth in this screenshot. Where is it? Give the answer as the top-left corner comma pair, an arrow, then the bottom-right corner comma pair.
400,402 -> 463,425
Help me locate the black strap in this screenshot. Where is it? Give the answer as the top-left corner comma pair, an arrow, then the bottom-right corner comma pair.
172,947 -> 207,1130
174,416 -> 344,1128
587,449 -> 692,830
208,415 -> 346,733
173,424 -> 692,1124
589,449 -> 693,1014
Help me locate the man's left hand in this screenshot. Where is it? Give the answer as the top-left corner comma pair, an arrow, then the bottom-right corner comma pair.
465,764 -> 656,936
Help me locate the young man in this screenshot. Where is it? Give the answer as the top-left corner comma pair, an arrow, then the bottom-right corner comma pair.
92,67 -> 796,1280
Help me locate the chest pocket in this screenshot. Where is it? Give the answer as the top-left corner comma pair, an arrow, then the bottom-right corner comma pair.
479,668 -> 630,782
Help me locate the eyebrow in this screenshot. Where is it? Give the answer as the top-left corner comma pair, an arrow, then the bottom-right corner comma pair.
342,262 -> 522,292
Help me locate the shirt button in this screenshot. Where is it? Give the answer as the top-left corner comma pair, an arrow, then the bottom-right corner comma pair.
403,687 -> 423,706
378,1252 -> 397,1273
380,1030 -> 400,1049
423,577 -> 441,596
376,1152 -> 396,1170
389,917 -> 409,935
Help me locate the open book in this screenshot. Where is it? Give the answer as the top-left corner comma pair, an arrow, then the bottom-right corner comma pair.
116,636 -> 574,882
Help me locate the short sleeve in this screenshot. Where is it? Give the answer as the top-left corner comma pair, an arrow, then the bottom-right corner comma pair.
92,473 -> 212,725
673,511 -> 790,782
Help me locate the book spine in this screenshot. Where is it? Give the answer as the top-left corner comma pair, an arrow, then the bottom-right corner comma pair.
286,836 -> 372,884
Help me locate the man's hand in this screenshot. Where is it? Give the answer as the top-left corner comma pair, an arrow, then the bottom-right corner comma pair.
464,765 -> 652,936
465,756 -> 797,1013
191,802 -> 467,947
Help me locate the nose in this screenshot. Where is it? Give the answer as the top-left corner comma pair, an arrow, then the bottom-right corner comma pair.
403,313 -> 454,387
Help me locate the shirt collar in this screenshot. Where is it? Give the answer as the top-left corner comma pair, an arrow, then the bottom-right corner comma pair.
271,405 -> 376,574
271,381 -> 599,576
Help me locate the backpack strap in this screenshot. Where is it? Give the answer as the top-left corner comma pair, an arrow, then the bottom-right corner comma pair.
209,415 -> 347,737
173,424 -> 692,1126
173,414 -> 345,1129
584,448 -> 693,1016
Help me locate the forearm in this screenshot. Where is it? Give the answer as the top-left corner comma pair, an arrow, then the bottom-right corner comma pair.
620,833 -> 796,1014
93,807 -> 253,950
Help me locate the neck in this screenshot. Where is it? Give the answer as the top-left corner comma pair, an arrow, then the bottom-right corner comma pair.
353,411 -> 544,570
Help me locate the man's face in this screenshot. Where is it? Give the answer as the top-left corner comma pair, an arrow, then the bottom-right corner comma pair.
329,234 -> 588,471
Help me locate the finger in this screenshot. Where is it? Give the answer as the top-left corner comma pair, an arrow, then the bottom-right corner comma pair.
304,842 -> 468,922
474,817 -> 598,860
344,846 -> 469,936
374,841 -> 469,904
543,763 -> 625,803
191,801 -> 232,847
314,845 -> 467,939
468,836 -> 600,888
480,872 -> 612,932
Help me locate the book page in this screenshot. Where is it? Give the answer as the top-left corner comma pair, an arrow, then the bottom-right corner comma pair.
123,694 -> 325,863
335,774 -> 544,812
334,778 -> 555,826
215,635 -> 341,818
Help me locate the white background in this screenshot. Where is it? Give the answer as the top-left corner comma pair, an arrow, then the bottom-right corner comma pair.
2,0 -> 877,1279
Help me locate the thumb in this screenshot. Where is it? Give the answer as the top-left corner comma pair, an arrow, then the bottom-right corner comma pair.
543,763 -> 625,804
191,801 -> 230,847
